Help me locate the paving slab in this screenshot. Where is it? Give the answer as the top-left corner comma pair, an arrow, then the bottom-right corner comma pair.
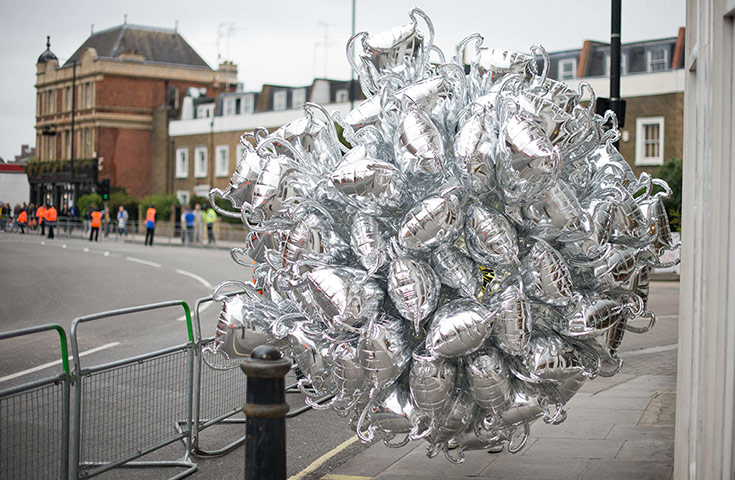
615,439 -> 675,463
382,447 -> 501,477
329,441 -> 419,477
478,455 -> 589,479
578,459 -> 673,480
521,437 -> 624,459
605,424 -> 675,441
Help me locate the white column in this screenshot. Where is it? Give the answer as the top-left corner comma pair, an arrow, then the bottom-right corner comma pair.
676,1 -> 735,478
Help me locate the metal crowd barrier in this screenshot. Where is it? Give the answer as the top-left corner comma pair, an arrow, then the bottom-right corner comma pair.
187,291 -> 333,457
69,300 -> 197,480
0,324 -> 71,480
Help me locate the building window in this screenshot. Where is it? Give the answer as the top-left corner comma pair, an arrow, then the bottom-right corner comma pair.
85,82 -> 93,108
176,148 -> 189,178
292,88 -> 306,108
65,87 -> 72,111
635,116 -> 665,166
176,190 -> 190,206
241,94 -> 254,114
215,145 -> 230,177
224,98 -> 235,116
197,104 -> 214,119
335,89 -> 349,103
559,59 -> 577,80
273,90 -> 287,111
194,146 -> 208,178
48,90 -> 56,114
647,48 -> 668,72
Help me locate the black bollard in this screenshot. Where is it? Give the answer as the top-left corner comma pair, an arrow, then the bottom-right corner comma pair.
241,345 -> 291,480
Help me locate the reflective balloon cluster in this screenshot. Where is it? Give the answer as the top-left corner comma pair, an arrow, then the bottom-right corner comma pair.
206,8 -> 680,463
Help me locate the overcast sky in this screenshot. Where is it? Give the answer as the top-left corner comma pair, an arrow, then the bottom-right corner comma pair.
0,0 -> 685,162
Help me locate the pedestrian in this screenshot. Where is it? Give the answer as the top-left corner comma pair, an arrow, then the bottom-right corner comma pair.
203,205 -> 217,245
89,205 -> 102,241
117,205 -> 129,238
194,203 -> 203,244
16,208 -> 27,234
70,204 -> 79,235
183,204 -> 195,245
84,205 -> 93,235
45,203 -> 57,239
36,203 -> 47,236
144,205 -> 157,246
0,202 -> 8,232
103,206 -> 111,238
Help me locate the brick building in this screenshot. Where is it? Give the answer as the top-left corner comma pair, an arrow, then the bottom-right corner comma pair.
545,28 -> 686,176
32,24 -> 232,208
166,79 -> 362,205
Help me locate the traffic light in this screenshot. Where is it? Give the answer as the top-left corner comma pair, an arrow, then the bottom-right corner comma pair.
98,179 -> 110,201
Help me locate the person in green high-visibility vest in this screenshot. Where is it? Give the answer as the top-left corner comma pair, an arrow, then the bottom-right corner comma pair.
203,205 -> 217,245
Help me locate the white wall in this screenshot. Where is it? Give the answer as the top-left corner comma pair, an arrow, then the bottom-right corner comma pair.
675,1 -> 735,478
0,173 -> 30,206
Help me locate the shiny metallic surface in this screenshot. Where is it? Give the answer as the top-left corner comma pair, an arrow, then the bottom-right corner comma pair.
522,239 -> 575,307
485,283 -> 532,356
398,190 -> 464,252
350,212 -> 388,272
394,103 -> 447,190
387,257 -> 441,332
464,203 -> 519,267
330,158 -> 412,215
409,352 -> 456,416
430,245 -> 482,298
466,349 -> 512,413
426,299 -> 494,357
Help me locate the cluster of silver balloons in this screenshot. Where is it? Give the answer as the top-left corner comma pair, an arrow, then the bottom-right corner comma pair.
206,8 -> 680,463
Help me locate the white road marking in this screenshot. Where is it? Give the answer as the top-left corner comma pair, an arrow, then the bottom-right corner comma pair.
83,247 -> 89,252
178,302 -> 213,321
288,435 -> 360,480
62,244 -> 67,248
103,251 -> 110,257
126,256 -> 161,268
41,241 -> 46,245
175,269 -> 212,289
0,342 -> 120,383
623,344 -> 678,357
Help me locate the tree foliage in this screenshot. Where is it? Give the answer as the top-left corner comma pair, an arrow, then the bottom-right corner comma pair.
654,158 -> 683,232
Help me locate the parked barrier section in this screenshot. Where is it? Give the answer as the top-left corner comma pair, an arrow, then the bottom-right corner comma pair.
0,324 -> 70,480
69,301 -> 197,479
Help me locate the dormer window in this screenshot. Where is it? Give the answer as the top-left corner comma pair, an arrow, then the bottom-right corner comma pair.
648,48 -> 668,72
273,91 -> 287,111
559,59 -> 577,80
292,88 -> 306,108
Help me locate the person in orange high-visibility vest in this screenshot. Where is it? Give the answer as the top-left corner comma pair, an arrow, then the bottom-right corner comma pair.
89,205 -> 102,242
45,204 -> 57,239
144,205 -> 157,246
36,204 -> 47,236
17,209 -> 27,234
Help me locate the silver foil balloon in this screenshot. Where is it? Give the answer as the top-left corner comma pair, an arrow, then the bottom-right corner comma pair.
398,188 -> 464,252
464,203 -> 519,267
485,282 -> 532,356
387,256 -> 441,332
409,351 -> 457,417
347,8 -> 434,96
359,316 -> 411,390
350,212 -> 388,273
550,292 -> 638,339
425,390 -> 476,463
304,266 -> 385,330
521,239 -> 576,307
430,245 -> 482,298
287,320 -> 335,394
426,298 -> 494,358
330,157 -> 412,215
209,137 -> 263,217
393,101 -> 447,192
454,107 -> 497,196
358,383 -> 426,446
466,349 -> 512,414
